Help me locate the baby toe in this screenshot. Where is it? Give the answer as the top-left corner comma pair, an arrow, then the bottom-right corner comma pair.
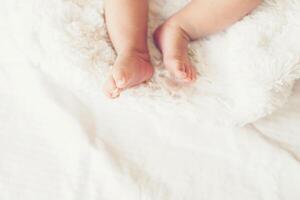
191,66 -> 197,81
103,75 -> 120,98
183,64 -> 193,82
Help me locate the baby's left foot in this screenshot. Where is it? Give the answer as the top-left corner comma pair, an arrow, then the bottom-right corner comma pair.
103,51 -> 154,98
153,21 -> 197,82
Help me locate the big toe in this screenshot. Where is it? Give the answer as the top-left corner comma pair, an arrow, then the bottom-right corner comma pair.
112,68 -> 127,89
103,75 -> 121,98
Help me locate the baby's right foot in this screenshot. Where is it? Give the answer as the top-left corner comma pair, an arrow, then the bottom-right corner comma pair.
103,51 -> 154,98
153,21 -> 197,82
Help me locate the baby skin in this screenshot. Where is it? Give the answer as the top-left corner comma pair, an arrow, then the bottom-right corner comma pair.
103,0 -> 261,98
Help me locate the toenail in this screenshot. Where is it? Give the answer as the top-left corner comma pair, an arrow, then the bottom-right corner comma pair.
116,79 -> 125,86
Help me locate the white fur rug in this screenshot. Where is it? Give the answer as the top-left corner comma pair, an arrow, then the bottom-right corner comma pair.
4,0 -> 300,125
1,0 -> 300,199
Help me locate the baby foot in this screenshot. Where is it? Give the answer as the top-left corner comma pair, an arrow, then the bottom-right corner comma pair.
153,21 -> 197,82
103,51 -> 154,98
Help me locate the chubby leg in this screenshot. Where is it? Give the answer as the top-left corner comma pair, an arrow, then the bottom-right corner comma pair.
103,0 -> 153,98
154,0 -> 261,82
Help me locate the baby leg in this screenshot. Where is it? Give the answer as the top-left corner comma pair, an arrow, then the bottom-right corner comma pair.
103,0 -> 154,98
154,0 -> 261,81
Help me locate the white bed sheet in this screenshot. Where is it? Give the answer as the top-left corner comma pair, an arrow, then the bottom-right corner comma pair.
0,38 -> 300,200
254,81 -> 300,159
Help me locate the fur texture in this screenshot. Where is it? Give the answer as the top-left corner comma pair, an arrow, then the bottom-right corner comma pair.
5,0 -> 300,125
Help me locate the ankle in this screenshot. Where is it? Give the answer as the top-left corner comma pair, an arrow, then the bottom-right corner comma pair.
117,49 -> 150,61
159,19 -> 191,41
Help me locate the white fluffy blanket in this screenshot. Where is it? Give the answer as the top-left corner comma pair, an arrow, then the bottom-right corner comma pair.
1,0 -> 300,199
4,0 -> 300,125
